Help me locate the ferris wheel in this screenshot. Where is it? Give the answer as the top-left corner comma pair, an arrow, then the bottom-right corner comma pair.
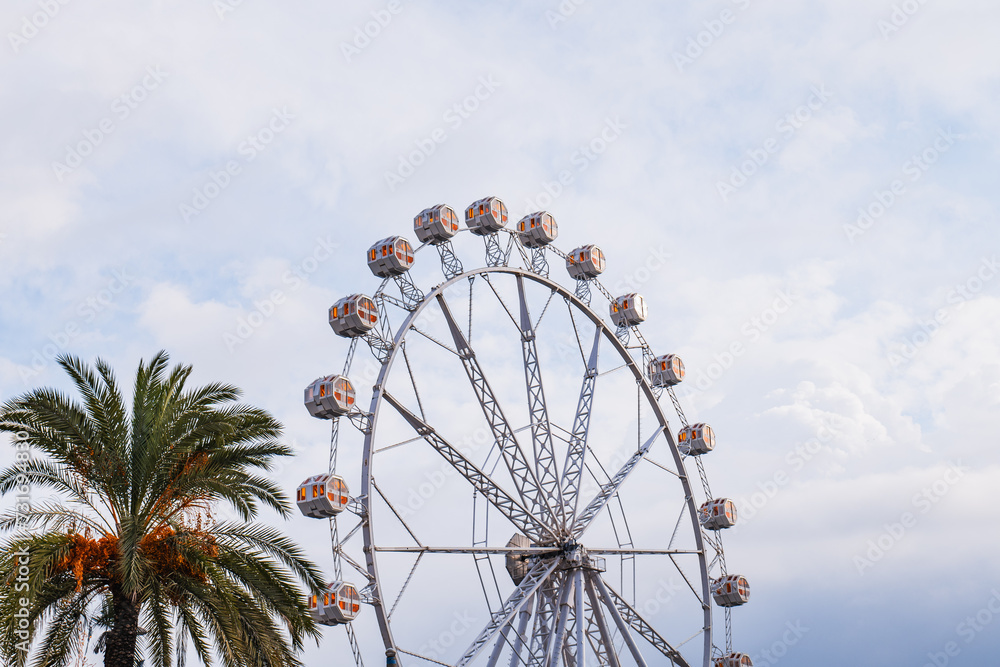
295,197 -> 751,667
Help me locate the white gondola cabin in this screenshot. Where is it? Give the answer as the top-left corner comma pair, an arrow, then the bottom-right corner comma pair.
414,204 -> 460,244
367,236 -> 415,277
304,375 -> 355,419
715,654 -> 753,667
678,423 -> 715,456
309,581 -> 361,625
610,294 -> 647,327
566,244 -> 607,280
329,294 -> 378,337
466,197 -> 508,235
699,498 -> 737,530
505,534 -> 532,585
516,212 -> 558,247
649,354 -> 685,387
712,575 -> 750,607
296,474 -> 350,519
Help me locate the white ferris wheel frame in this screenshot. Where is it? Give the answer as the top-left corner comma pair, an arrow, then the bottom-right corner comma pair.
322,228 -> 733,667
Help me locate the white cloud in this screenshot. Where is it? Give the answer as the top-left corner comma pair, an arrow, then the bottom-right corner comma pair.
1,0 -> 998,664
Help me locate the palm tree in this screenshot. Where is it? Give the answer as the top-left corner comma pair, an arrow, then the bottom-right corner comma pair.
0,352 -> 326,667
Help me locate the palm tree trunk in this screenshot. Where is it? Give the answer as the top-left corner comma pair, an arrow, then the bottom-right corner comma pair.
104,586 -> 140,667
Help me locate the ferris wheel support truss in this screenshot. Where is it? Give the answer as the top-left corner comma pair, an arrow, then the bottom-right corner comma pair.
382,391 -> 555,544
515,274 -> 567,531
570,429 -> 661,541
458,559 -> 562,667
435,292 -> 560,530
560,326 -> 601,526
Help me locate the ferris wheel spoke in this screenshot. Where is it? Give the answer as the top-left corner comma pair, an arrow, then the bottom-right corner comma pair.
530,571 -> 565,665
434,293 -> 556,532
592,574 -> 690,667
486,621 -> 516,667
543,570 -> 575,667
586,574 -> 649,667
382,391 -> 555,543
374,546 -> 557,556
410,325 -> 463,357
515,274 -> 566,530
456,559 -> 561,667
582,578 -> 621,667
561,325 -> 602,527
339,548 -> 375,586
571,430 -> 662,540
481,273 -> 522,330
667,554 -> 707,608
507,594 -> 536,667
532,288 -> 557,332
401,342 -> 428,420
339,517 -> 365,547
585,549 -> 700,556
667,502 -> 688,551
574,570 -> 586,667
643,456 -> 680,478
372,478 -> 423,547
395,647 -> 452,666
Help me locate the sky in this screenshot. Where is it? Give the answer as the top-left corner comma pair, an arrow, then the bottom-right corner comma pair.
1,0 -> 999,665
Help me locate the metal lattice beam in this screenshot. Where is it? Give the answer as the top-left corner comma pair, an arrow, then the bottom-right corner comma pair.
486,621 -> 516,667
436,293 -> 557,534
437,240 -> 464,279
393,272 -> 425,310
508,594 -> 536,667
531,247 -> 550,277
583,581 -> 620,667
561,325 -> 602,528
516,275 -> 566,531
599,577 -> 690,667
574,570 -> 586,667
587,573 -> 648,667
382,391 -> 555,544
528,573 -> 560,666
571,429 -> 662,540
457,560 -> 561,667
485,233 -> 512,267
544,571 -> 575,667
574,279 -> 592,306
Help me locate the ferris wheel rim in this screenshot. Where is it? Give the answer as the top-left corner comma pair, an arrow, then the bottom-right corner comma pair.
354,264 -> 714,666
